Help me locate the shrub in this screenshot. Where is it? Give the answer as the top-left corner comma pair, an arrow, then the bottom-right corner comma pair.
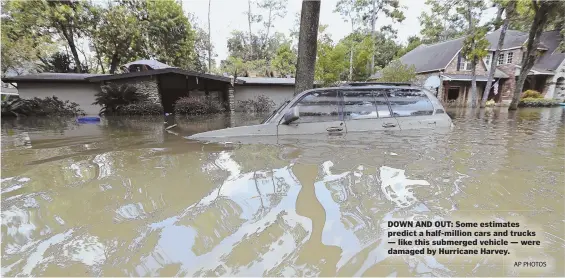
485,99 -> 496,107
117,102 -> 163,115
93,83 -> 148,115
1,96 -> 85,117
174,96 -> 225,115
521,90 -> 543,99
518,98 -> 560,107
236,95 -> 275,112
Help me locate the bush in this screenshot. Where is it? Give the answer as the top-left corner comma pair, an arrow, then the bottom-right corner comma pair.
93,83 -> 148,115
521,90 -> 543,99
518,98 -> 560,107
2,96 -> 85,117
116,102 -> 163,115
236,95 -> 275,112
174,96 -> 225,115
485,99 -> 496,107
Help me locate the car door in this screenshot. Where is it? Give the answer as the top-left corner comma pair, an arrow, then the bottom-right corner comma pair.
277,90 -> 346,136
385,88 -> 437,130
341,89 -> 400,133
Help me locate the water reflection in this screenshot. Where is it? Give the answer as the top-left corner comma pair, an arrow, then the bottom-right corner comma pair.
1,108 -> 564,276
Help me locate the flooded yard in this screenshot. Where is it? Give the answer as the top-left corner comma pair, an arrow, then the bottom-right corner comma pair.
1,108 -> 564,276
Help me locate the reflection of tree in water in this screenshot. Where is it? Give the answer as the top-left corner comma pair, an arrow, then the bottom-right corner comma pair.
1,116 -> 80,134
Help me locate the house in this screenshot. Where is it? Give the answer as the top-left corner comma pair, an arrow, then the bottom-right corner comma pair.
1,60 -> 302,115
1,73 -> 109,115
399,29 -> 565,106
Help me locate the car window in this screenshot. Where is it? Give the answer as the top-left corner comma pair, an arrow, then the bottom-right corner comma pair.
374,91 -> 392,118
342,90 -> 392,120
293,90 -> 340,123
385,89 -> 434,117
343,90 -> 378,120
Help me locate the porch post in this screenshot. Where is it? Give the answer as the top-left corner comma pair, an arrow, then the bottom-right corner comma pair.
228,78 -> 235,113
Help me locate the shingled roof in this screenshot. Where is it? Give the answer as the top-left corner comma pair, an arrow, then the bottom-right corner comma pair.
2,73 -> 108,83
400,29 -> 564,74
399,37 -> 465,73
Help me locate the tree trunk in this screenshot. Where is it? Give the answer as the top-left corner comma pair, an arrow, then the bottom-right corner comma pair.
109,52 -> 120,74
247,0 -> 254,60
370,0 -> 376,73
481,3 -> 513,108
93,43 -> 106,74
294,0 -> 321,95
208,0 -> 212,73
509,1 -> 552,110
349,46 -> 354,81
349,19 -> 354,81
470,58 -> 477,108
60,25 -> 83,73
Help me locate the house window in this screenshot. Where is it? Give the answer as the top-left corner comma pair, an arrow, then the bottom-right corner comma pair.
461,58 -> 473,71
497,53 -> 505,65
485,54 -> 491,66
507,52 -> 513,64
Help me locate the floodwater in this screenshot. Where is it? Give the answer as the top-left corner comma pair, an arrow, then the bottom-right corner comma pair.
1,108 -> 564,277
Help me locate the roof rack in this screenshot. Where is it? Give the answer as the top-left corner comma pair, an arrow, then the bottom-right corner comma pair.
341,82 -> 412,87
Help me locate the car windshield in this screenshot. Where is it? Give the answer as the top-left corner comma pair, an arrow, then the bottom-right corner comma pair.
262,100 -> 290,124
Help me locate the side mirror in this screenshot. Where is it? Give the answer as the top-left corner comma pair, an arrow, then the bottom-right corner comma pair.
282,106 -> 299,125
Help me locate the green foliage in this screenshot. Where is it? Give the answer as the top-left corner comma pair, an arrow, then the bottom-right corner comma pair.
378,59 -> 416,82
38,52 -> 76,73
236,95 -> 275,112
2,96 -> 85,117
418,0 -> 465,44
93,83 -> 149,115
315,27 -> 349,86
117,102 -> 163,115
518,98 -> 560,107
272,43 -> 296,77
461,27 -> 490,63
521,90 -> 543,99
174,97 -> 225,115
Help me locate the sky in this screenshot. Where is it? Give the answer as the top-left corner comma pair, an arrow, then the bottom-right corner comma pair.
182,0 -> 434,66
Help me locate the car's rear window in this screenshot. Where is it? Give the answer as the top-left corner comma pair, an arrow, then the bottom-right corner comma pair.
384,89 -> 435,117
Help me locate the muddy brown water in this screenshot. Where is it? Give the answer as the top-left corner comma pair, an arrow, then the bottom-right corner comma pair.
1,108 -> 564,277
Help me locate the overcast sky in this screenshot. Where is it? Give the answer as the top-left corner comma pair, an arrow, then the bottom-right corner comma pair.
182,0 -> 434,66
183,0 -> 497,66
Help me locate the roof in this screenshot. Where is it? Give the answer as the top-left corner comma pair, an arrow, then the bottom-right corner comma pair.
86,68 -> 233,83
2,73 -> 108,83
485,29 -> 529,50
123,59 -> 174,70
236,77 -> 295,85
400,37 -> 464,73
534,30 -> 565,71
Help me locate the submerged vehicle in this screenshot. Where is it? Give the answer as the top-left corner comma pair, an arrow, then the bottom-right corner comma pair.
188,84 -> 453,141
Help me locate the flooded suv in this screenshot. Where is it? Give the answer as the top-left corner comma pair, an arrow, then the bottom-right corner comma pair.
188,84 -> 452,140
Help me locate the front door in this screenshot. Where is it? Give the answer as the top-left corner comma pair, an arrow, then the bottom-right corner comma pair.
341,89 -> 400,133
277,90 -> 346,137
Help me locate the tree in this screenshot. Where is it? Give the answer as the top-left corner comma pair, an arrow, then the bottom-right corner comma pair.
145,0 -> 200,71
458,0 -> 489,108
2,0 -> 95,73
295,0 -> 321,95
481,0 -> 515,108
335,0 -> 360,81
419,0 -> 465,44
509,0 -> 559,110
356,0 -> 405,73
396,35 -> 423,57
315,26 -> 348,86
38,52 -> 76,73
208,0 -> 212,73
272,43 -> 297,77
378,59 -> 416,82
92,4 -> 144,74
1,0 -> 58,76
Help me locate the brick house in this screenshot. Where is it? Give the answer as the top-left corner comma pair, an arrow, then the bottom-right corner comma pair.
399,29 -> 565,106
